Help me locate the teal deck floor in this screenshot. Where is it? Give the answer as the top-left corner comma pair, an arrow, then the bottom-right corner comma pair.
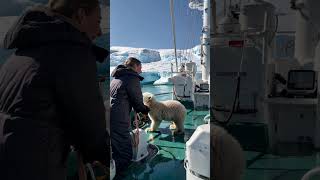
121,120 -> 320,180
244,151 -> 320,180
114,84 -> 210,180
120,109 -> 209,180
118,85 -> 320,180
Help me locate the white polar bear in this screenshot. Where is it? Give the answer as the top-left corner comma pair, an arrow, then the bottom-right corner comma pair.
143,92 -> 186,134
211,124 -> 246,180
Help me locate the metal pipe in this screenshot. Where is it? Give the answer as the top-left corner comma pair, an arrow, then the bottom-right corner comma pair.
224,0 -> 227,17
294,0 -> 314,64
153,92 -> 173,96
262,11 -> 268,65
212,0 -> 217,34
201,0 -> 211,82
301,167 -> 320,180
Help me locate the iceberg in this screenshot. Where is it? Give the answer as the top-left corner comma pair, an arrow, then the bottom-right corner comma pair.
140,72 -> 161,85
110,45 -> 202,85
110,67 -> 160,85
153,72 -> 174,85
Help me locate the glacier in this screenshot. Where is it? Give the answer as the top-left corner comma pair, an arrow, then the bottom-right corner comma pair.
110,45 -> 202,85
110,46 -> 161,66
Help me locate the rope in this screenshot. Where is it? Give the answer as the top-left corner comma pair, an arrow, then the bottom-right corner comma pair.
173,86 -> 183,101
85,164 -> 96,180
171,77 -> 188,101
132,112 -> 140,148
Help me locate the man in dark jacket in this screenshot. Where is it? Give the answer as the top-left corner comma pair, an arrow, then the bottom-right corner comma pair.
0,1 -> 109,180
110,57 -> 150,175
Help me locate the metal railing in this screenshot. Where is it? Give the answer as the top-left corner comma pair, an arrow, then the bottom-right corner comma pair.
153,92 -> 173,96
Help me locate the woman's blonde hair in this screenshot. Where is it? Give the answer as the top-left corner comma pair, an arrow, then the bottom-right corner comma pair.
47,0 -> 99,18
124,57 -> 141,71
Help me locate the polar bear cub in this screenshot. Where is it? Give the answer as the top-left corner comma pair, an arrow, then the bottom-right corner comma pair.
143,92 -> 186,134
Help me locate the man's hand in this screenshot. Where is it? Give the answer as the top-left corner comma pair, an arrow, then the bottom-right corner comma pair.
142,114 -> 148,120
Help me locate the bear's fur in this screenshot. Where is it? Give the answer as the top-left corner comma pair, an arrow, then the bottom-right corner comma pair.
143,92 -> 186,134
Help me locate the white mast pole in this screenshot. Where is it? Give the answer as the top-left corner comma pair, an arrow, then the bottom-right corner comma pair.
201,0 -> 210,82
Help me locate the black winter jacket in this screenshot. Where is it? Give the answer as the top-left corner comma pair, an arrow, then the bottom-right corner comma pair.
110,65 -> 149,129
0,5 -> 109,180
110,65 -> 149,170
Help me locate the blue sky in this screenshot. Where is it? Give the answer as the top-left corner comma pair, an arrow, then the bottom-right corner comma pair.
110,0 -> 203,49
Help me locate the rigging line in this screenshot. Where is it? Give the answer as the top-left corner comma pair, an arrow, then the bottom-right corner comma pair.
184,1 -> 196,61
186,1 -> 196,59
190,9 -> 198,59
194,10 -> 202,48
184,9 -> 192,62
184,1 -> 190,54
184,1 -> 201,63
189,9 -> 198,61
189,3 -> 199,60
190,9 -> 201,59
183,1 -> 192,62
175,0 -> 182,65
181,1 -> 190,64
178,1 -> 185,65
181,10 -> 187,62
187,3 -> 195,52
190,9 -> 198,60
183,4 -> 190,62
169,0 -> 179,72
186,7 -> 194,58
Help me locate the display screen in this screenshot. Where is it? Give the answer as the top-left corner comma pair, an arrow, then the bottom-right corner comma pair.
287,70 -> 315,90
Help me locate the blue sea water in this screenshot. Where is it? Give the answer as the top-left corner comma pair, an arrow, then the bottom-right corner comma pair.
141,84 -> 173,101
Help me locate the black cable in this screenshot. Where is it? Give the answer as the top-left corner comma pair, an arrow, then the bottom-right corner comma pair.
212,31 -> 247,126
212,75 -> 241,126
159,147 -> 177,161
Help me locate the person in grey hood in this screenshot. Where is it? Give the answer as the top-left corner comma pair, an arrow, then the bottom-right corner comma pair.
0,0 -> 110,180
110,57 -> 150,175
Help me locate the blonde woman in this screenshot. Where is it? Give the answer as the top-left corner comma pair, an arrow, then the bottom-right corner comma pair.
110,57 -> 150,176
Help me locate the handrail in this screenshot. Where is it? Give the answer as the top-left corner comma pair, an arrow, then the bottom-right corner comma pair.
301,167 -> 320,180
153,92 -> 173,96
